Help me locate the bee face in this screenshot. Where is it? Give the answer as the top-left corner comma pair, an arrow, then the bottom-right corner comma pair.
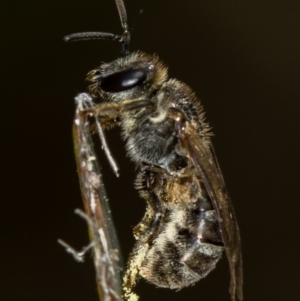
87,52 -> 168,102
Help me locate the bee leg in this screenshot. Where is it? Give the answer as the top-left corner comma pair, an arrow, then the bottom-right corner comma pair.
122,211 -> 162,301
122,241 -> 149,301
81,98 -> 154,176
84,98 -> 153,117
134,165 -> 163,239
123,166 -> 163,301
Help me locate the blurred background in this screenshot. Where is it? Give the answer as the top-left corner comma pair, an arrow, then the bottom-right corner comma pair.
1,0 -> 299,300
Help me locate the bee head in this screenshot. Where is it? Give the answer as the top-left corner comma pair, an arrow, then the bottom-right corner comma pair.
86,52 -> 168,102
64,0 -> 168,103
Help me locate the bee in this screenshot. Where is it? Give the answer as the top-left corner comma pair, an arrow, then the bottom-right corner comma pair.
65,0 -> 243,300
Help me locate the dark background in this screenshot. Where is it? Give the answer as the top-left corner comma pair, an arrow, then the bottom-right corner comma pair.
1,0 -> 299,300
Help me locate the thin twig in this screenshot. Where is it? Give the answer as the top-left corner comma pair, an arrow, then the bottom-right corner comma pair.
72,93 -> 123,301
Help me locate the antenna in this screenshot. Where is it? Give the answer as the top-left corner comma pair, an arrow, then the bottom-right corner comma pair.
64,0 -> 130,56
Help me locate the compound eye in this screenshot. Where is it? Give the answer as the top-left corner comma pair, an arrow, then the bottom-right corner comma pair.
100,68 -> 147,92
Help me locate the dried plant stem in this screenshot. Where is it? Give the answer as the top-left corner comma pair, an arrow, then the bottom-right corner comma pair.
72,93 -> 122,301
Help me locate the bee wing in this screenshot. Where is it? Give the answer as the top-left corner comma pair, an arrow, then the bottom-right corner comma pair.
180,123 -> 243,301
